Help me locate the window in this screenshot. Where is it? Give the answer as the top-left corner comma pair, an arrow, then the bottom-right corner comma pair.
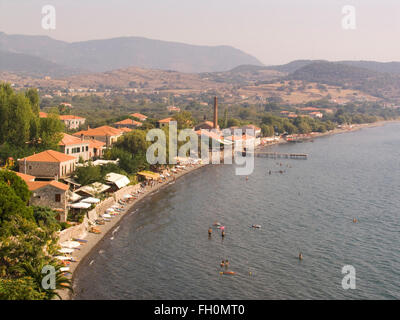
86,146 -> 88,151
29,165 -> 32,170
55,194 -> 61,202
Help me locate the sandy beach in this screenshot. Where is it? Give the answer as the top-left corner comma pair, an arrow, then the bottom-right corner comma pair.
58,162 -> 208,300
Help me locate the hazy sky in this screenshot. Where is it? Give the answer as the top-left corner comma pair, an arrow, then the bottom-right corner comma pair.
1,0 -> 400,65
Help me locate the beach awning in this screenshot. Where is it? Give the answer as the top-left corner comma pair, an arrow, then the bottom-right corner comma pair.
68,191 -> 82,203
81,197 -> 101,204
105,172 -> 130,189
137,171 -> 160,180
64,178 -> 81,187
69,202 -> 91,209
76,182 -> 111,196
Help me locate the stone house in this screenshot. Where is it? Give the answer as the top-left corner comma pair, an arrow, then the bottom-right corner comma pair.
18,150 -> 77,179
26,180 -> 69,222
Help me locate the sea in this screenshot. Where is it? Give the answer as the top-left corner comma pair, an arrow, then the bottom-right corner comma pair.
73,122 -> 400,299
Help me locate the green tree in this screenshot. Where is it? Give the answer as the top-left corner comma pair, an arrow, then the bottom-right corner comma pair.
0,277 -> 46,300
14,260 -> 72,300
173,111 -> 195,129
38,112 -> 64,150
114,129 -> 150,155
260,124 -> 274,137
0,181 -> 34,223
74,163 -> 104,186
0,170 -> 31,203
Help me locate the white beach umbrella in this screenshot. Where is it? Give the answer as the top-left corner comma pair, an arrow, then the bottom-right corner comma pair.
60,241 -> 81,248
54,256 -> 72,261
58,248 -> 74,254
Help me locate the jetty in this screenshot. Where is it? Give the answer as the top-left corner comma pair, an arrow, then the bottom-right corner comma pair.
239,151 -> 308,160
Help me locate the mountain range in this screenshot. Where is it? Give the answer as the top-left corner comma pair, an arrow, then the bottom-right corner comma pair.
0,32 -> 263,76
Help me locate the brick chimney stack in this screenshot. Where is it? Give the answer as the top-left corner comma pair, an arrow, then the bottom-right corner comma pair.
213,96 -> 218,129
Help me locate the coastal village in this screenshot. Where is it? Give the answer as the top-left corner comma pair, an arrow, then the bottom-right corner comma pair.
0,86 -> 376,300
3,95 -> 353,231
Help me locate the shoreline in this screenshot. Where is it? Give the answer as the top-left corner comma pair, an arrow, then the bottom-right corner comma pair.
59,162 -> 208,300
60,118 -> 399,300
257,119 -> 400,149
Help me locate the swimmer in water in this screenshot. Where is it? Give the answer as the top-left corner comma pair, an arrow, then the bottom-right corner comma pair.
225,260 -> 229,268
208,228 -> 212,236
220,260 -> 225,267
353,218 -> 357,223
221,231 -> 225,238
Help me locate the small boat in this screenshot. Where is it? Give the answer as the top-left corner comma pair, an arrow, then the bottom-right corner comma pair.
251,224 -> 261,229
213,222 -> 221,227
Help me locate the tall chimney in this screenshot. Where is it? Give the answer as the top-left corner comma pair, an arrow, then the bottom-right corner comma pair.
213,96 -> 218,129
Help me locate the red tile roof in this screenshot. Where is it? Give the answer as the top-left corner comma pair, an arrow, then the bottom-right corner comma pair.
88,139 -> 105,149
59,133 -> 89,146
115,118 -> 142,126
15,171 -> 35,182
158,117 -> 174,123
20,150 -> 76,163
74,125 -> 123,137
26,180 -> 69,191
39,112 -> 48,118
59,115 -> 85,120
130,113 -> 147,120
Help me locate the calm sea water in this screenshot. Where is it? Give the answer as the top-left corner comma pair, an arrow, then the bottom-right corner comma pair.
73,123 -> 400,300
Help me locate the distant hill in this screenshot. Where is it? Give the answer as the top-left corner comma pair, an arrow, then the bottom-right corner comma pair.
267,59 -> 400,75
290,61 -> 378,84
0,32 -> 263,75
0,50 -> 80,77
339,61 -> 400,75
289,61 -> 400,100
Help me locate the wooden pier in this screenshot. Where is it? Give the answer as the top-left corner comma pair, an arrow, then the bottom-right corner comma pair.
239,151 -> 308,160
